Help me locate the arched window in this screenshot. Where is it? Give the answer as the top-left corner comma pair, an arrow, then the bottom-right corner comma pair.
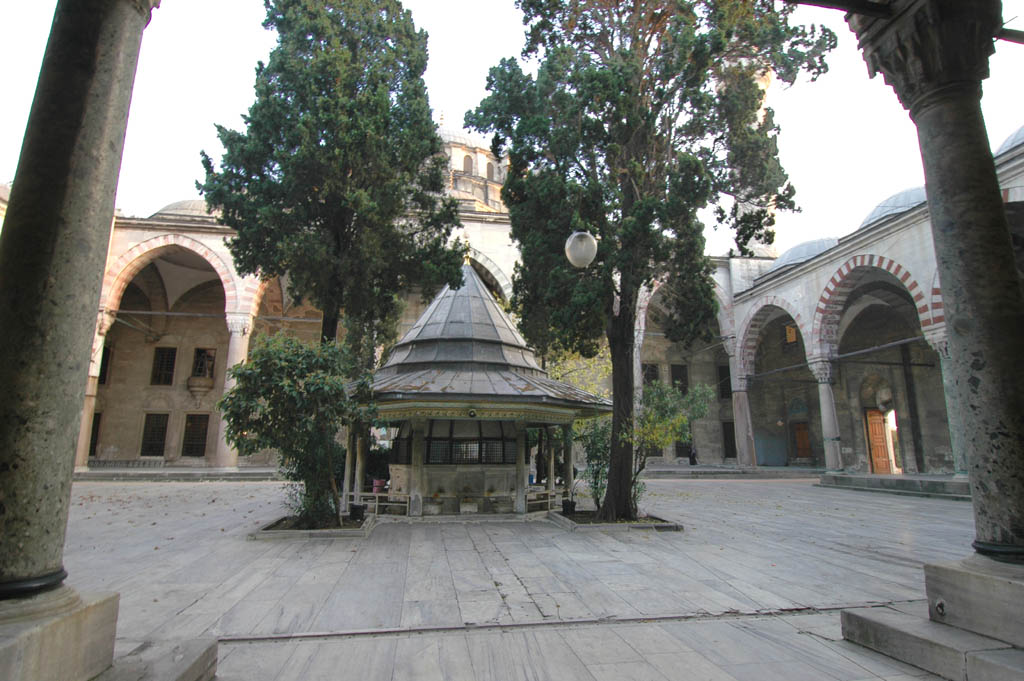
462,155 -> 473,174
486,162 -> 495,181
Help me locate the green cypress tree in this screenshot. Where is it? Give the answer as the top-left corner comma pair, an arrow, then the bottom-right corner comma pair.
200,0 -> 465,350
467,0 -> 835,519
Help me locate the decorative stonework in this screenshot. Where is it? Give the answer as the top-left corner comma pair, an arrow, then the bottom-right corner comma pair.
225,312 -> 252,337
808,359 -> 835,385
812,254 -> 929,358
100,234 -> 238,312
735,296 -> 808,379
848,0 -> 1001,114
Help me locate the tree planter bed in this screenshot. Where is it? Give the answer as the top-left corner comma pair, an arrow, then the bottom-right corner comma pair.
249,514 -> 375,539
547,509 -> 681,532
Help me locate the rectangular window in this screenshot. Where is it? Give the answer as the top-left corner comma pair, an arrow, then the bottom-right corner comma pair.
722,421 -> 737,459
784,323 -> 799,345
674,440 -> 692,461
191,348 -> 216,378
427,440 -> 451,464
140,413 -> 169,457
503,441 -> 517,464
718,365 -> 732,399
89,413 -> 101,458
150,347 -> 176,385
481,441 -> 503,464
452,441 -> 479,464
670,364 -> 688,394
98,346 -> 111,385
642,363 -> 660,385
181,414 -> 210,458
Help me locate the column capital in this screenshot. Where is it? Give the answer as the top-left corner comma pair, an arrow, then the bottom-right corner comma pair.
924,330 -> 951,359
225,312 -> 253,336
96,309 -> 116,336
129,0 -> 161,24
847,0 -> 1001,116
808,359 -> 835,385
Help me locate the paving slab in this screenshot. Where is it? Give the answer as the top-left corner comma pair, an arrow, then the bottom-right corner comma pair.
63,478 -> 982,679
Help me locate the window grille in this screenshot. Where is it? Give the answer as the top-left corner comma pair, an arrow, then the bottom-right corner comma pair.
150,347 -> 176,385
98,346 -> 111,384
181,414 -> 210,458
642,363 -> 659,385
671,364 -> 688,394
140,413 -> 169,457
191,348 -> 216,378
718,365 -> 732,399
89,413 -> 101,457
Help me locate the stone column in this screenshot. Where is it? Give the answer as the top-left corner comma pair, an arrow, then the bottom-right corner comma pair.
212,312 -> 251,469
546,427 -> 556,492
341,427 -> 354,513
927,333 -> 968,476
354,433 -> 367,497
0,0 -> 160,602
851,0 -> 1024,558
809,360 -> 843,471
73,311 -> 116,469
730,372 -> 758,468
514,426 -> 527,514
562,424 -> 574,499
408,419 -> 426,516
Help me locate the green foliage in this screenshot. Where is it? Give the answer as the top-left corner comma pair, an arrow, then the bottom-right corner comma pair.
467,0 -> 833,519
218,333 -> 374,527
628,381 -> 715,511
575,417 -> 612,511
200,0 -> 466,347
547,346 -> 612,399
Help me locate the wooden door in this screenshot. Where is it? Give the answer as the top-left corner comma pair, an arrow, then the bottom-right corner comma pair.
793,422 -> 811,460
866,409 -> 891,474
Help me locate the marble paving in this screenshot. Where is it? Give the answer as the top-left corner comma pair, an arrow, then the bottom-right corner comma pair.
63,479 -> 972,679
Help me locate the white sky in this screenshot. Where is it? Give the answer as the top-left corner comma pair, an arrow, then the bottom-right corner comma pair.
1,1 -> 1022,256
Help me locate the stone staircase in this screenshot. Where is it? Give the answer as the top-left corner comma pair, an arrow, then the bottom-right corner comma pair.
842,555 -> 1024,680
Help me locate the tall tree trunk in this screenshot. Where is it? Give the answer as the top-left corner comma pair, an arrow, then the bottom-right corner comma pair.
600,281 -> 637,521
321,306 -> 339,343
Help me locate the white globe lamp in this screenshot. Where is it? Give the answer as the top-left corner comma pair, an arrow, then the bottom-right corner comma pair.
564,231 -> 598,268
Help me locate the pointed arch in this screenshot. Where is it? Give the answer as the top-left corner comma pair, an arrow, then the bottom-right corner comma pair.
811,254 -> 930,358
735,296 -> 808,379
100,235 -> 239,313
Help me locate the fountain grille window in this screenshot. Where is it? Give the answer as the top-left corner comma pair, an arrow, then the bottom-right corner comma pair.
391,419 -> 517,465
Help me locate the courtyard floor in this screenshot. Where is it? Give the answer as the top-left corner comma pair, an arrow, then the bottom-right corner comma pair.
63,478 -> 974,680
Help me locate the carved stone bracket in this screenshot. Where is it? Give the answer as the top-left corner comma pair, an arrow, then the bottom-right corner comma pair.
847,0 -> 1001,115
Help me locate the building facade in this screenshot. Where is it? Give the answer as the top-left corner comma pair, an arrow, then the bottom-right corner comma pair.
64,123 -> 1024,474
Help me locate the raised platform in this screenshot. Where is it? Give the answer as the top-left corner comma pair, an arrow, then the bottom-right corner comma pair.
843,555 -> 1024,680
73,466 -> 280,482
642,462 -> 824,479
819,472 -> 970,500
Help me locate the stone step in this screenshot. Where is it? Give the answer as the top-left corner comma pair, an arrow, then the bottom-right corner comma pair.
842,606 -> 1014,681
968,649 -> 1024,681
819,472 -> 971,500
93,639 -> 217,681
926,555 -> 1024,648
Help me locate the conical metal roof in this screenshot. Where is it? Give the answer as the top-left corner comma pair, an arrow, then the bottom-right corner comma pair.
371,264 -> 611,420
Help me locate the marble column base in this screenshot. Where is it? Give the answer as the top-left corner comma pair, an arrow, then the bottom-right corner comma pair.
926,554 -> 1024,648
0,587 -> 118,681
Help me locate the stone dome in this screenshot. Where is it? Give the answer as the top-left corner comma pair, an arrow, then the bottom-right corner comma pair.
858,186 -> 927,229
149,199 -> 219,221
438,125 -> 492,151
766,237 -> 839,273
996,124 -> 1024,156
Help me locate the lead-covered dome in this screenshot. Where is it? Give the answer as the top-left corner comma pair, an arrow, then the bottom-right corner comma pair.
149,199 -> 219,221
858,186 -> 927,229
996,124 -> 1024,156
766,238 -> 838,273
